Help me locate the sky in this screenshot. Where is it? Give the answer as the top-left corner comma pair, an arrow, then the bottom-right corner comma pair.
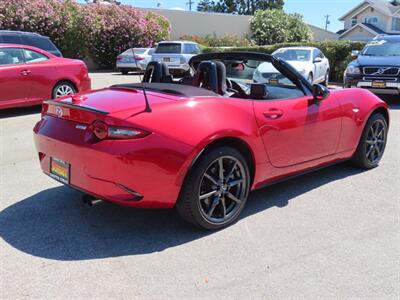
88,0 -> 364,33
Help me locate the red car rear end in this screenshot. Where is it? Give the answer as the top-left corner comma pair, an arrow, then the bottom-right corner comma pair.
33,88 -> 193,208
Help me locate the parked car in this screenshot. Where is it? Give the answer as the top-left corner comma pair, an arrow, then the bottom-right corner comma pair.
116,47 -> 154,75
254,47 -> 330,85
0,30 -> 62,57
0,44 -> 91,110
33,52 -> 389,230
344,35 -> 400,95
151,41 -> 201,75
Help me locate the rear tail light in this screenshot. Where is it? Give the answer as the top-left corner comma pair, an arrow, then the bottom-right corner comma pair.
89,121 -> 150,141
134,55 -> 145,61
117,56 -> 123,61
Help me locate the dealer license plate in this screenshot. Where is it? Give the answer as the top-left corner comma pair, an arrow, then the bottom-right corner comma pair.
49,157 -> 70,184
372,81 -> 386,88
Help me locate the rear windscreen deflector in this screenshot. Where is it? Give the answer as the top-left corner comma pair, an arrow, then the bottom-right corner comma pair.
110,83 -> 219,98
43,100 -> 109,114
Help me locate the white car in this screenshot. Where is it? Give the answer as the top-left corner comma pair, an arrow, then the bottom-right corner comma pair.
151,41 -> 201,75
254,47 -> 330,85
116,48 -> 154,75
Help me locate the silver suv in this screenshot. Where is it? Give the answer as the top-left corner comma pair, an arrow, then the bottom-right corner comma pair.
151,41 -> 201,75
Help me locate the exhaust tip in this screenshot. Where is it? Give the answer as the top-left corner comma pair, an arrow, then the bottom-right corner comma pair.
82,194 -> 104,207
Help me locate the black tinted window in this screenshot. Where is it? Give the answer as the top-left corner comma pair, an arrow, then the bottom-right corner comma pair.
155,43 -> 182,54
183,44 -> 199,54
21,36 -> 57,52
1,34 -> 22,44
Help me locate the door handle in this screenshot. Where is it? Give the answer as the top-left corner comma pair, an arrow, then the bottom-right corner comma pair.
20,70 -> 31,76
263,109 -> 284,119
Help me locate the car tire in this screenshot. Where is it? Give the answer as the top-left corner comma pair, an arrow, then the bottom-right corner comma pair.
351,113 -> 388,169
52,81 -> 76,99
308,73 -> 313,84
176,146 -> 250,230
121,69 -> 129,75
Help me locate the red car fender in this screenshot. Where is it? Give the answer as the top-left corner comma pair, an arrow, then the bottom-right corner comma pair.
332,88 -> 389,153
175,129 -> 261,190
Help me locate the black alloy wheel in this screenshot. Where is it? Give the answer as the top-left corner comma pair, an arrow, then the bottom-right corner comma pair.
177,147 -> 250,230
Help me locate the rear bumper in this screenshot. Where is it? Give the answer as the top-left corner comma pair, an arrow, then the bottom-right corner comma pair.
33,115 -> 192,208
79,77 -> 92,93
116,62 -> 147,71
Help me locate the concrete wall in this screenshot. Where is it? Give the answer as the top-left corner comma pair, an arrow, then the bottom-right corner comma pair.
142,8 -> 338,42
144,8 -> 251,39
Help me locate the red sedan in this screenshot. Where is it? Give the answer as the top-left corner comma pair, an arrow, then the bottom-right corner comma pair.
0,44 -> 91,109
33,52 -> 389,230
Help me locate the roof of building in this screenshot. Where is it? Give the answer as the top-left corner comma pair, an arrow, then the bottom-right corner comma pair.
339,0 -> 400,20
362,23 -> 387,34
338,22 -> 398,39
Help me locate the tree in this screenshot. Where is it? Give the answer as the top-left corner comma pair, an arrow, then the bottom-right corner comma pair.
197,0 -> 284,15
250,9 -> 312,45
197,0 -> 217,12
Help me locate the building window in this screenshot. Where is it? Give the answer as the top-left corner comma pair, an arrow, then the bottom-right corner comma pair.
365,16 -> 378,24
392,17 -> 400,31
351,18 -> 357,26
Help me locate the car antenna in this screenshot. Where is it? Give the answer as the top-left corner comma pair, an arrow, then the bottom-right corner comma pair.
130,44 -> 152,112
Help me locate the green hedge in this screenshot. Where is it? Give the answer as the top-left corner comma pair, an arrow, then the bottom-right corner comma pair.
203,40 -> 367,83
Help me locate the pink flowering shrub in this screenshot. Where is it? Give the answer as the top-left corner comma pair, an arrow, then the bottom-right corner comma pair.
0,0 -> 170,67
0,0 -> 70,48
81,3 -> 169,67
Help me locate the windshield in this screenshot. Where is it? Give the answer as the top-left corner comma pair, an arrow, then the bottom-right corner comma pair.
362,40 -> 400,56
273,49 -> 311,61
211,59 -> 294,87
155,43 -> 182,54
218,58 -> 302,99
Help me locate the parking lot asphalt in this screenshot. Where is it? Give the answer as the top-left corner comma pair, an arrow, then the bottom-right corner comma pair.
0,72 -> 399,299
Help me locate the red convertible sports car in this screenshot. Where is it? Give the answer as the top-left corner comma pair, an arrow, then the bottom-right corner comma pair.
33,52 -> 389,230
0,44 -> 91,109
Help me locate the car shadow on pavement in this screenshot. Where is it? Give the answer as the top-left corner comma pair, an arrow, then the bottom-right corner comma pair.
0,106 -> 41,119
0,163 -> 365,261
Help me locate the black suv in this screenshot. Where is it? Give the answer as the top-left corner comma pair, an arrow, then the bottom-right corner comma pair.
344,35 -> 400,96
0,30 -> 62,57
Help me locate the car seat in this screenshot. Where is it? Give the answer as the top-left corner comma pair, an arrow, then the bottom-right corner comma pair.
143,61 -> 172,83
193,61 -> 218,94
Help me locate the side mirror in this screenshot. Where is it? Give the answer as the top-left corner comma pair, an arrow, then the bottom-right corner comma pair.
313,57 -> 322,63
312,84 -> 330,101
351,50 -> 360,59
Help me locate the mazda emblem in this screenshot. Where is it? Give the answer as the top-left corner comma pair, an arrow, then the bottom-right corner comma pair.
55,106 -> 63,117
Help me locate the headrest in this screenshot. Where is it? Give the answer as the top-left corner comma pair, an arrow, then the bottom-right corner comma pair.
193,61 -> 218,94
143,61 -> 170,83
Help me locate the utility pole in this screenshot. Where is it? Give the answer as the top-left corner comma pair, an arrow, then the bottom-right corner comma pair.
187,0 -> 195,11
324,14 -> 331,31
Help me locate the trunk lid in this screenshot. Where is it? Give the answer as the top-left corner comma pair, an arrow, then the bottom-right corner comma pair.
43,87 -> 179,124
